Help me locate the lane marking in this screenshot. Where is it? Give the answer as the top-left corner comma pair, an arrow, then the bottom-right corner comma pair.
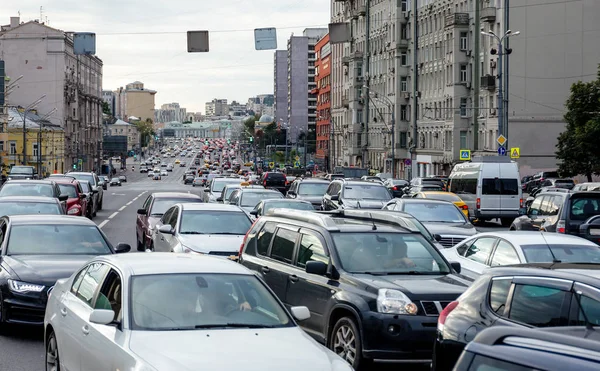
118,206 -> 126,211
126,201 -> 133,206
98,220 -> 109,229
108,212 -> 118,219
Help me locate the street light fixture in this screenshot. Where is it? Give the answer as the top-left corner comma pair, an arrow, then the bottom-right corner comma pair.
481,29 -> 520,153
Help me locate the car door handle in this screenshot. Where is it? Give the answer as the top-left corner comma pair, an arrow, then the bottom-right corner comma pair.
289,275 -> 299,283
81,325 -> 89,336
60,308 -> 67,317
261,266 -> 270,274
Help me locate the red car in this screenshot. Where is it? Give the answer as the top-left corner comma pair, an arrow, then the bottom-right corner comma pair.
54,179 -> 89,217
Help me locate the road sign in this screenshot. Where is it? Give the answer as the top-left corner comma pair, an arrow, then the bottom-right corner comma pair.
269,162 -> 275,169
294,161 -> 301,168
459,149 -> 471,161
498,146 -> 506,156
497,135 -> 507,146
404,159 -> 412,166
510,147 -> 520,159
295,156 -> 300,161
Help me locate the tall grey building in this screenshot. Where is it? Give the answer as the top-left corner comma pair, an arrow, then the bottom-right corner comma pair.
274,51 -> 288,125
286,28 -> 328,144
205,99 -> 228,117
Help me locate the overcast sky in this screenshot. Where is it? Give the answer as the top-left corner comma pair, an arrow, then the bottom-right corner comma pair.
1,1 -> 330,113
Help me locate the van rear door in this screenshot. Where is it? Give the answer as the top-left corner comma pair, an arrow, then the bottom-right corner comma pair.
479,163 -> 502,217
498,163 -> 521,216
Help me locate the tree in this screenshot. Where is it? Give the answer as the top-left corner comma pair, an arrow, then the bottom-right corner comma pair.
556,65 -> 600,181
101,101 -> 111,115
131,118 -> 156,148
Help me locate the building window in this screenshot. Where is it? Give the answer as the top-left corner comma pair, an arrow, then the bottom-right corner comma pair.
401,0 -> 408,11
460,97 -> 468,117
400,105 -> 408,121
32,143 -> 39,157
0,141 -> 4,152
401,24 -> 408,40
399,132 -> 407,148
9,141 -> 16,155
460,130 -> 468,149
460,64 -> 468,82
460,32 -> 468,51
401,52 -> 408,66
400,77 -> 408,92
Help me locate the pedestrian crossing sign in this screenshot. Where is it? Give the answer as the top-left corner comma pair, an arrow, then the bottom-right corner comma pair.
269,162 -> 275,169
294,161 -> 301,168
459,149 -> 471,161
510,147 -> 520,159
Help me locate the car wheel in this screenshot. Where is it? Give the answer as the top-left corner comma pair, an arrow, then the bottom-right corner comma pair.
500,218 -> 513,228
137,236 -> 145,252
98,198 -> 103,211
46,330 -> 60,371
330,316 -> 369,370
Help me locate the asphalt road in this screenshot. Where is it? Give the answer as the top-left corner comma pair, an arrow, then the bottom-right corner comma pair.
0,160 -> 504,370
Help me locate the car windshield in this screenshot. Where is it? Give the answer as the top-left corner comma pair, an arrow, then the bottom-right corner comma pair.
70,174 -> 94,185
6,225 -> 111,255
240,192 -> 283,207
0,201 -> 62,216
111,178 -> 120,182
403,202 -> 467,223
179,210 -> 251,235
262,201 -> 315,213
343,185 -> 391,200
58,184 -> 78,198
423,193 -> 460,202
9,167 -> 34,175
522,244 -> 600,263
151,198 -> 201,216
331,232 -> 450,274
0,184 -> 54,197
130,273 -> 292,331
223,186 -> 241,200
212,179 -> 240,193
570,197 -> 600,221
298,183 -> 330,196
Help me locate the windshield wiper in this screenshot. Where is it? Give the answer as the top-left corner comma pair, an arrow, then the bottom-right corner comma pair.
179,231 -> 205,235
194,323 -> 276,329
354,271 -> 447,275
212,232 -> 245,235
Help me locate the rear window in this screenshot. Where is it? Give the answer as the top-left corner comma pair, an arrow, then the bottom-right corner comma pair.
521,244 -> 600,263
266,173 -> 286,180
569,197 -> 600,221
482,178 -> 519,195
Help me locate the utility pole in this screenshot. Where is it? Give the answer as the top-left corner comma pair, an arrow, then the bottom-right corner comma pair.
504,0 -> 510,148
410,0 -> 419,180
362,0 -> 371,169
390,110 -> 395,178
473,0 -> 481,151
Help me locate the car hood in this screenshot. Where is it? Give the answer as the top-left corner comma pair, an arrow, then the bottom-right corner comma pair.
179,234 -> 243,254
2,255 -> 96,286
129,327 -> 349,371
421,222 -> 477,236
343,199 -> 388,209
351,273 -> 468,300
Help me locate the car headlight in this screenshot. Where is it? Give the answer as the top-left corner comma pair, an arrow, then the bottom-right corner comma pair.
376,289 -> 418,315
67,207 -> 81,215
7,177 -> 11,181
8,279 -> 45,293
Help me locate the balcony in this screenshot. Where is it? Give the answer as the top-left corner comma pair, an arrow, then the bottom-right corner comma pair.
481,74 -> 496,90
342,96 -> 349,108
481,7 -> 497,23
396,39 -> 409,49
445,13 -> 469,28
357,5 -> 366,16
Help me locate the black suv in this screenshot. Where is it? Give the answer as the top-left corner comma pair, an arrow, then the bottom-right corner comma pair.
433,263 -> 600,371
510,190 -> 600,244
260,172 -> 287,194
286,178 -> 331,209
322,179 -> 392,210
239,209 -> 468,370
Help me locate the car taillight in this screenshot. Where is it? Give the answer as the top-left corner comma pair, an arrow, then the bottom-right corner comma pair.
392,186 -> 398,191
476,198 -> 481,209
557,220 -> 566,233
438,301 -> 459,332
263,180 -> 267,186
461,205 -> 468,210
520,198 -> 524,208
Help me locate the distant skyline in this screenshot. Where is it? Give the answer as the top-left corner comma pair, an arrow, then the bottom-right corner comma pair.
2,0 -> 330,112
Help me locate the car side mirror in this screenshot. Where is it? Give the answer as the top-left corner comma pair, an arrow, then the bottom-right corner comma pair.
115,243 -> 131,254
216,197 -> 223,202
305,261 -> 328,276
288,191 -> 296,197
92,189 -> 99,194
330,194 -> 339,201
290,306 -> 310,322
158,224 -> 174,234
89,309 -> 115,325
450,261 -> 461,274
58,194 -> 68,202
434,234 -> 443,242
79,194 -> 86,199
137,208 -> 147,215
250,210 -> 258,216
204,187 -> 210,192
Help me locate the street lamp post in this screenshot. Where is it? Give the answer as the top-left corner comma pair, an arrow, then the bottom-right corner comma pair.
366,90 -> 396,178
20,95 -> 46,166
36,108 -> 56,176
481,29 -> 520,153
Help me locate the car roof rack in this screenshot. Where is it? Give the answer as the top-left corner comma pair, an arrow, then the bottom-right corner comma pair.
320,210 -> 418,232
541,187 -> 571,193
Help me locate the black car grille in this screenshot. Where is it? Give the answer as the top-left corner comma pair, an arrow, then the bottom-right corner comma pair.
209,251 -> 238,257
420,301 -> 453,316
439,236 -> 466,248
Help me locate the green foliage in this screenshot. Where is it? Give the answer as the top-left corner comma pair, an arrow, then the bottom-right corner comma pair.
132,118 -> 156,148
101,101 -> 111,115
274,151 -> 285,163
556,65 -> 600,181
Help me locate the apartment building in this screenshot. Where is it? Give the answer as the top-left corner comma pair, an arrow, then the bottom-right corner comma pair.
205,99 -> 228,117
286,28 -> 328,144
274,51 -> 289,125
107,119 -> 139,151
155,102 -> 187,123
0,17 -> 104,171
314,34 -> 332,167
114,81 -> 156,122
102,90 -> 116,116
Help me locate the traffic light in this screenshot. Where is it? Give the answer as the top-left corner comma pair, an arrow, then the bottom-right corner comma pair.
227,139 -> 231,144
205,140 -> 209,145
249,136 -> 253,143
72,164 -> 77,169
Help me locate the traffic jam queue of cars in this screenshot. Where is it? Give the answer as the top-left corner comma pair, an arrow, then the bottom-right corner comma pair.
2,141 -> 600,371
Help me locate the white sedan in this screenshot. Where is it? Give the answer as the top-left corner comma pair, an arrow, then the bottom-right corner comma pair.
44,253 -> 352,371
160,170 -> 168,176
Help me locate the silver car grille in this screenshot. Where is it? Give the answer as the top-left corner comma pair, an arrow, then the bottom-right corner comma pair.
420,301 -> 453,316
439,236 -> 466,248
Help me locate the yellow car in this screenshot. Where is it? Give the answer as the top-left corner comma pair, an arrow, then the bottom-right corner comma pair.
175,159 -> 181,164
413,191 -> 469,218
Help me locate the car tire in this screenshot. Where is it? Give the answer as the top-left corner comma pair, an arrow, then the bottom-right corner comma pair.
98,198 -> 103,211
137,237 -> 145,252
500,218 -> 513,227
330,316 -> 370,370
46,330 -> 60,371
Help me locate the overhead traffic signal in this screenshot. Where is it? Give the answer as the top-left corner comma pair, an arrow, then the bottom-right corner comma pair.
249,136 -> 253,143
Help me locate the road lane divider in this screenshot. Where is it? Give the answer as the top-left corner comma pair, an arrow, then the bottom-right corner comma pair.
108,212 -> 118,219
99,220 -> 109,229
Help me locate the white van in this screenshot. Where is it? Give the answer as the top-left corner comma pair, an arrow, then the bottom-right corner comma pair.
448,156 -> 523,226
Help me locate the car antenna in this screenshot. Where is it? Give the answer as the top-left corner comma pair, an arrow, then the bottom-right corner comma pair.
369,213 -> 377,230
541,234 -> 562,264
572,289 -> 595,332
